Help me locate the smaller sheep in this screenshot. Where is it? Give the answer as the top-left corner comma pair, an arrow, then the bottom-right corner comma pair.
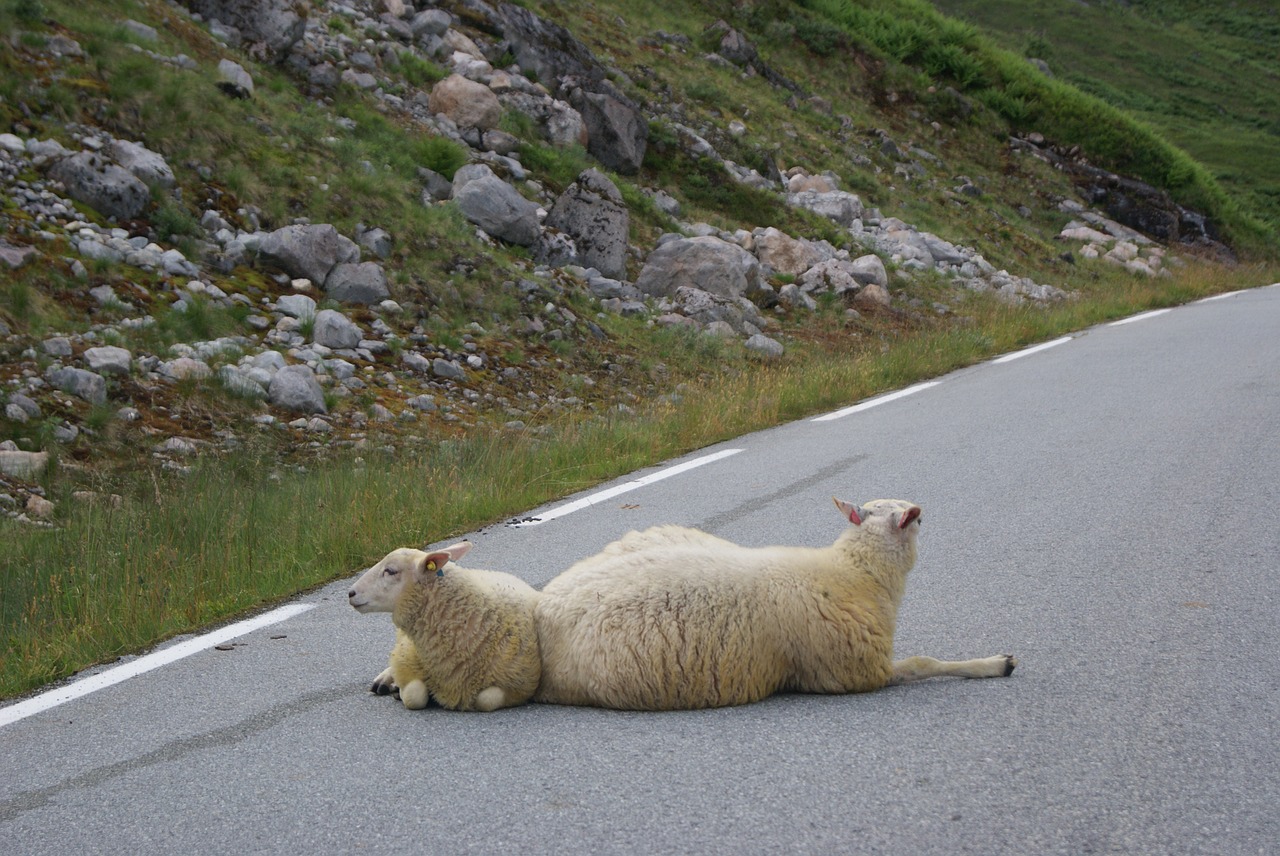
534,498 -> 1016,710
348,541 -> 541,712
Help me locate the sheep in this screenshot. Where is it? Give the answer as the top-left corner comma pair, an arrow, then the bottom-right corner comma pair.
533,498 -> 1015,710
348,540 -> 541,712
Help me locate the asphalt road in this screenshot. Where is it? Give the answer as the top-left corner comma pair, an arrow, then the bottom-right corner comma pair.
2,285 -> 1277,855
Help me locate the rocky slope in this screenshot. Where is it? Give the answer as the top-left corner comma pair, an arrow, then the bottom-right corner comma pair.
0,0 -> 1222,524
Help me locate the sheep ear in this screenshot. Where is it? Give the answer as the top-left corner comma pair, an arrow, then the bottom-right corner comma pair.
440,540 -> 473,562
833,497 -> 862,525
422,550 -> 453,577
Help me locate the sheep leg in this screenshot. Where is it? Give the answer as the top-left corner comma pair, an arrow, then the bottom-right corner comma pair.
370,665 -> 398,696
889,654 -> 1017,685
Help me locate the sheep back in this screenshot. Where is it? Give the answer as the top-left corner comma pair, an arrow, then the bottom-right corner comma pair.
534,520 -> 911,710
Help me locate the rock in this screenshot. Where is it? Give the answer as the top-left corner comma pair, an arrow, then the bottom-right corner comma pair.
753,227 -> 831,276
47,367 -> 108,405
216,58 -> 254,98
452,171 -> 541,246
324,261 -> 390,304
570,88 -> 647,175
785,189 -> 863,227
854,283 -> 892,309
26,494 -> 55,519
847,254 -> 889,288
104,139 -> 175,189
312,309 -> 362,350
432,358 -> 466,381
217,365 -> 268,399
180,1 -> 304,61
636,236 -> 765,300
276,294 -> 317,320
47,151 -> 150,221
268,364 -> 327,414
0,241 -> 38,270
428,74 -> 502,130
83,345 -> 132,376
0,450 -> 50,479
543,169 -> 630,279
160,357 -> 212,381
42,337 -> 73,357
744,334 -> 784,358
257,224 -> 360,285
410,8 -> 451,39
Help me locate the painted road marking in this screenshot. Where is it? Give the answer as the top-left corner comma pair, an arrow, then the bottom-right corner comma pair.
810,381 -> 941,423
1109,308 -> 1171,326
509,448 -> 745,527
1195,291 -> 1243,303
0,603 -> 316,728
993,335 -> 1075,364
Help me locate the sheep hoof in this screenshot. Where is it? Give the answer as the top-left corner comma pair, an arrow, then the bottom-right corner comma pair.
1002,655 -> 1017,677
370,667 -> 397,696
475,686 -> 507,712
400,680 -> 430,710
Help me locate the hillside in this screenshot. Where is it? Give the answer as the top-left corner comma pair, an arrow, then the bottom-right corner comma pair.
1,0 -> 1277,693
930,0 -> 1280,236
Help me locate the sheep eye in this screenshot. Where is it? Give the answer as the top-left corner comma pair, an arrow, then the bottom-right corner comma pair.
384,567 -> 399,576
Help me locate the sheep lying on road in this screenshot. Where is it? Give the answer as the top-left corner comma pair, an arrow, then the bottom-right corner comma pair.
533,498 -> 1015,710
348,541 -> 541,712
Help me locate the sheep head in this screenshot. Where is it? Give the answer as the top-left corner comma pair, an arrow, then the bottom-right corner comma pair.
833,497 -> 921,534
347,541 -> 473,613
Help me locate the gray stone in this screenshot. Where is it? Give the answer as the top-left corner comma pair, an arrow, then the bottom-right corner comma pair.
571,89 -> 647,176
324,261 -> 390,305
268,364 -> 327,414
217,365 -> 268,399
312,309 -> 362,350
431,358 -> 466,381
276,293 -> 317,320
452,174 -> 541,246
42,337 -> 73,357
180,1 -> 305,61
105,139 -> 175,189
635,236 -> 765,300
216,58 -> 254,98
83,346 -> 132,376
744,334 -> 784,358
257,224 -> 360,285
544,169 -> 629,279
0,450 -> 50,479
48,151 -> 150,221
847,254 -> 889,288
786,190 -> 863,227
47,367 -> 107,405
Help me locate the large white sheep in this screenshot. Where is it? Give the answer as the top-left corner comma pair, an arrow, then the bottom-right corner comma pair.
348,541 -> 541,712
533,498 -> 1015,710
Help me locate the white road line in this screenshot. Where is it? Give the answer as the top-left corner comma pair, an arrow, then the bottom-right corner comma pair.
510,448 -> 745,527
810,381 -> 941,423
1109,308 -> 1171,326
0,602 -> 316,728
992,335 -> 1074,364
1195,291 -> 1243,303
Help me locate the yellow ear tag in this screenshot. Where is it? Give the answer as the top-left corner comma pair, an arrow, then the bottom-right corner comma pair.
427,560 -> 442,577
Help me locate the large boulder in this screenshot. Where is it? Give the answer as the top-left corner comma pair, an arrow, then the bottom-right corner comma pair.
544,169 -> 629,279
257,224 -> 360,285
786,189 -> 864,227
428,74 -> 502,130
636,236 -> 765,300
753,227 -> 832,276
569,87 -> 647,175
452,170 -> 541,246
180,1 -> 305,61
47,152 -> 149,221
